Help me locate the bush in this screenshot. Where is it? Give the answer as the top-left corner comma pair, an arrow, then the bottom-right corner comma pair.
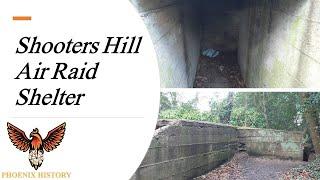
230,107 -> 265,128
159,107 -> 219,123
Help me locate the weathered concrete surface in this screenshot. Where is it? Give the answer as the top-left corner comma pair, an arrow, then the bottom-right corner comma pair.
131,120 -> 304,180
238,128 -> 304,160
238,0 -> 320,88
131,0 -> 320,88
131,120 -> 238,180
130,0 -> 201,88
183,1 -> 201,86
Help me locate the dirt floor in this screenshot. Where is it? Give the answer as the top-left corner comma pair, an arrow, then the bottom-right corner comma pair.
194,152 -> 306,180
194,52 -> 246,88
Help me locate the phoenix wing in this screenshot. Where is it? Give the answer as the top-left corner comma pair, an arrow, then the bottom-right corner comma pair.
43,122 -> 66,152
7,122 -> 30,152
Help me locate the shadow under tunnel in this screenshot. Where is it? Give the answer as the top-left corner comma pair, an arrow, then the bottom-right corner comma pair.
194,0 -> 246,88
130,0 -> 319,88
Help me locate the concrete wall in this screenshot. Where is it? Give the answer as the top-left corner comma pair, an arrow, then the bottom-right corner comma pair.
131,120 -> 238,180
132,120 -> 304,180
130,0 -> 201,88
238,0 -> 320,88
238,128 -> 304,160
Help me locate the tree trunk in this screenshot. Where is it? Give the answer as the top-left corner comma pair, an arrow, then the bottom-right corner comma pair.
262,92 -> 269,128
244,94 -> 248,127
302,93 -> 320,154
220,92 -> 234,124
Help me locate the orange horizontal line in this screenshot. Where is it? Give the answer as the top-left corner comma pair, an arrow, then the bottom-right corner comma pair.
13,16 -> 32,21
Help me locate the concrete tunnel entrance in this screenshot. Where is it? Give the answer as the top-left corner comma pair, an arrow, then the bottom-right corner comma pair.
131,0 -> 320,88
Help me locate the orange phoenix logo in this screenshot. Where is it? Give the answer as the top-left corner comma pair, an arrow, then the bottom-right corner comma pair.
7,122 -> 66,170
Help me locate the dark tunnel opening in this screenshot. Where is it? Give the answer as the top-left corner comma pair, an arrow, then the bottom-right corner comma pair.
194,0 -> 246,88
131,0 -> 320,88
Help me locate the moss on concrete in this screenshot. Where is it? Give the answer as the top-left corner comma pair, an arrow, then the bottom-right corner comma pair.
280,140 -> 300,152
289,16 -> 303,46
159,64 -> 174,87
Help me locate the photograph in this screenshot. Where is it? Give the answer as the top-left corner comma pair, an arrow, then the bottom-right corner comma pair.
1,0 -> 320,179
131,0 -> 320,88
132,90 -> 320,179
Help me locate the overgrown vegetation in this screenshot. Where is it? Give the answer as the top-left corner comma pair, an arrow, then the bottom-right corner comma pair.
159,92 -> 320,155
282,156 -> 320,179
160,92 -> 218,122
159,92 -> 320,178
159,92 -> 320,130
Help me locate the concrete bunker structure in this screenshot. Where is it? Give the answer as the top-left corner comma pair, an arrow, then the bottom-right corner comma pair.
131,120 -> 304,180
130,0 -> 320,88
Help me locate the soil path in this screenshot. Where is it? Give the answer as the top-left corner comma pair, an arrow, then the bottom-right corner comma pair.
195,153 -> 306,180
